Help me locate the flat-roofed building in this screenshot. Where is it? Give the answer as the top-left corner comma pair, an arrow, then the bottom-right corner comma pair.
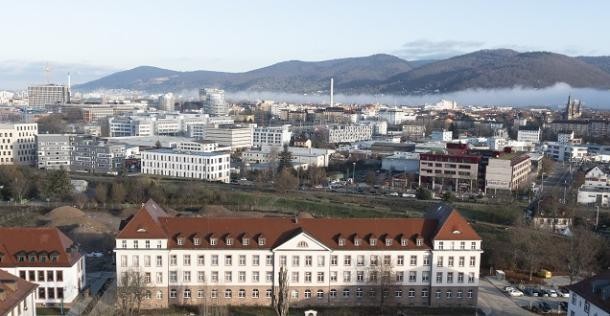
485,152 -> 531,192
141,148 -> 230,183
115,200 -> 482,309
204,125 -> 253,150
28,84 -> 69,108
253,125 -> 292,147
418,153 -> 480,192
0,123 -> 38,166
36,134 -> 76,170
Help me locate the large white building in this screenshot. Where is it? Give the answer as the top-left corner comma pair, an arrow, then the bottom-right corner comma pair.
544,142 -> 588,162
0,227 -> 86,306
567,272 -> 610,316
0,123 -> 38,166
116,201 -> 482,309
485,153 -> 531,192
379,109 -> 415,126
141,148 -> 230,183
36,134 -> 76,170
517,127 -> 541,144
200,88 -> 228,116
253,125 -> 292,147
204,125 -> 253,150
577,167 -> 610,206
158,93 -> 176,112
323,124 -> 373,144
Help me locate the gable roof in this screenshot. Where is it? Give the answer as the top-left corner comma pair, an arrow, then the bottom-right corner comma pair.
0,228 -> 80,267
0,269 -> 37,315
426,204 -> 481,241
567,271 -> 610,313
117,199 -> 169,239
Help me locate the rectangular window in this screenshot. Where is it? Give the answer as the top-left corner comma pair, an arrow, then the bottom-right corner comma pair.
423,255 -> 430,266
422,271 -> 430,282
252,271 -> 260,282
252,255 -> 260,266
225,255 -> 232,266
47,271 -> 54,282
145,240 -> 150,248
239,255 -> 246,266
156,272 -> 163,283
305,272 -> 312,282
224,271 -> 232,282
184,255 -> 191,266
344,255 -> 351,266
170,255 -> 177,266
212,255 -> 219,266
469,256 -> 476,267
239,271 -> 246,282
211,271 -> 219,283
156,256 -> 163,267
144,255 -> 151,267
317,256 -> 325,267
397,255 -> 404,266
448,256 -> 454,267
305,256 -> 312,266
291,272 -> 299,282
357,255 -> 365,266
266,255 -> 273,266
198,255 -> 205,266
317,272 -> 324,282
198,271 -> 205,282
410,255 -> 417,266
459,256 -> 465,267
437,256 -> 443,267
330,271 -> 338,282
458,272 -> 464,283
38,271 -> 45,282
409,271 -> 417,282
343,271 -> 351,282
280,256 -> 287,266
56,271 -> 63,282
395,271 -> 403,282
266,272 -> 273,282
370,255 -> 378,266
292,256 -> 300,267
468,272 -> 475,283
169,271 -> 177,283
383,255 -> 391,265
436,272 -> 443,283
331,255 -> 338,266
471,242 -> 477,250
121,255 -> 127,267
447,272 -> 453,283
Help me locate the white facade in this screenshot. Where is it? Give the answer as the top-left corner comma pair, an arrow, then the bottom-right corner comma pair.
485,154 -> 531,192
325,125 -> 373,144
204,125 -> 253,150
544,142 -> 588,162
141,149 -> 231,183
200,88 -> 228,116
0,123 -> 38,166
379,109 -> 415,126
517,128 -> 541,144
253,125 -> 292,147
558,131 -> 575,144
158,93 -> 175,112
242,145 -> 335,168
430,130 -> 453,142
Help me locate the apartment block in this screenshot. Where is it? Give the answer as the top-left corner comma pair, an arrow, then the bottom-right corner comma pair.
116,201 -> 482,309
70,136 -> 126,174
141,149 -> 230,183
253,125 -> 292,147
418,153 -> 480,192
36,134 -> 76,170
485,152 -> 531,192
204,125 -> 253,150
323,124 -> 373,144
0,123 -> 38,166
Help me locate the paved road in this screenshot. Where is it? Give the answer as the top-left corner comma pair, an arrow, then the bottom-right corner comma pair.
478,278 -> 536,316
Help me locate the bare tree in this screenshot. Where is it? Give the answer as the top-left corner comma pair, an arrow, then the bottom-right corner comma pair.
562,227 -> 604,284
117,270 -> 146,316
274,169 -> 298,193
272,265 -> 289,316
368,257 -> 397,315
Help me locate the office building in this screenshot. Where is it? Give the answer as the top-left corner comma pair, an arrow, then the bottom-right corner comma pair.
27,84 -> 69,108
322,125 -> 373,144
0,227 -> 86,306
0,123 -> 38,166
159,93 -> 176,112
485,152 -> 531,192
141,149 -> 230,183
242,145 -> 335,168
517,127 -> 541,144
204,125 -> 253,150
430,130 -> 453,142
418,153 -> 480,192
36,134 -> 76,170
253,125 -> 292,147
70,136 -> 126,174
200,88 -> 228,116
116,200 -> 482,309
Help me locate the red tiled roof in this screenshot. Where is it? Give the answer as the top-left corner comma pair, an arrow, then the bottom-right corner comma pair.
116,199 -> 169,239
0,269 -> 37,315
0,228 -> 80,268
117,201 -> 480,249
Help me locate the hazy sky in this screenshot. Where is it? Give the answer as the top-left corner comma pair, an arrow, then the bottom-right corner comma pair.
2,0 -> 610,72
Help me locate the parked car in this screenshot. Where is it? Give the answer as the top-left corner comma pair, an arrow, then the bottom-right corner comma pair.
559,287 -> 570,298
538,302 -> 552,313
560,302 -> 568,311
523,287 -> 539,296
508,289 -> 524,297
503,286 -> 516,292
547,289 -> 559,297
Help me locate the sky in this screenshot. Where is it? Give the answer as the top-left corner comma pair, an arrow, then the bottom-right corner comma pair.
1,0 -> 610,89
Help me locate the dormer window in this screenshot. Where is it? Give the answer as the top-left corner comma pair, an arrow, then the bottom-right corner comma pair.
242,237 -> 249,246
370,238 -> 376,246
258,237 -> 265,246
385,238 -> 392,246
354,237 -> 360,246
177,238 -> 184,246
122,240 -> 127,248
193,238 -> 200,246
17,255 -> 25,262
338,237 -> 345,246
50,254 -> 58,263
226,237 -> 233,246
28,254 -> 36,262
438,241 -> 444,250
416,238 -> 423,247
210,238 -> 217,246
401,238 -> 407,247
39,255 -> 47,263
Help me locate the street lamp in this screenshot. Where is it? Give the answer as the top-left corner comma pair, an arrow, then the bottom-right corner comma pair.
352,162 -> 356,186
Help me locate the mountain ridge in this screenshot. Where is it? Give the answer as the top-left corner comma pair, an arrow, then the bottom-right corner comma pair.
75,50 -> 610,94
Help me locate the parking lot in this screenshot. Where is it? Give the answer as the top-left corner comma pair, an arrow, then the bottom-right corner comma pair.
486,276 -> 569,314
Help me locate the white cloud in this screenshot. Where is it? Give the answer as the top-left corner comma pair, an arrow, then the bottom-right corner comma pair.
393,39 -> 485,60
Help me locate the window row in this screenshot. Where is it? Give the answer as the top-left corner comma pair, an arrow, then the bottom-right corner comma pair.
437,241 -> 478,250
18,270 -> 64,282
436,256 -> 477,268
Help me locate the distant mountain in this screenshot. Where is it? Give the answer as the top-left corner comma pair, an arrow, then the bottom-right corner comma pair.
578,56 -> 610,75
75,54 -> 413,93
371,49 -> 610,94
75,50 -> 610,95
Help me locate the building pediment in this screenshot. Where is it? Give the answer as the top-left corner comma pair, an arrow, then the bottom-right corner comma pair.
273,231 -> 330,252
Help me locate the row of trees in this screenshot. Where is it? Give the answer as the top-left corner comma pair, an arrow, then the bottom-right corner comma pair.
0,166 -> 72,202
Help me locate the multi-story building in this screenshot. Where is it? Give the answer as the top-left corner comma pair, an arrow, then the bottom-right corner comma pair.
418,153 -> 480,192
176,140 -> 222,153
567,271 -> 610,316
109,117 -> 154,137
402,124 -> 426,140
0,269 -> 37,316
141,149 -> 230,183
115,200 -> 482,309
27,84 -> 69,108
159,93 -> 176,112
485,152 -> 531,193
544,142 -> 588,162
379,109 -> 415,126
204,125 -> 253,150
36,134 -> 76,170
0,227 -> 86,306
577,167 -> 610,206
322,124 -> 373,144
0,123 -> 38,166
200,88 -> 228,116
517,127 -> 541,144
70,136 -> 126,174
253,125 -> 292,148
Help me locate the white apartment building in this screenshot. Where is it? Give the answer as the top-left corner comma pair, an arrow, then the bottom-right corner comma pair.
430,130 -> 453,142
242,145 -> 335,168
176,141 -> 221,153
0,269 -> 37,316
200,88 -> 228,116
158,93 -> 175,112
577,167 -> 610,206
204,125 -> 253,150
517,127 -> 541,144
253,125 -> 292,147
567,272 -> 610,316
0,123 -> 38,166
141,148 -> 230,183
485,153 -> 531,192
379,109 -> 415,126
109,117 -> 154,137
0,228 -> 86,306
323,125 -> 373,144
36,134 -> 76,170
544,142 -> 588,162
116,201 -> 482,309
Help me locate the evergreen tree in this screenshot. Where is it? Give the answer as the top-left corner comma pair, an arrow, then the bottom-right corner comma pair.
277,145 -> 294,172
